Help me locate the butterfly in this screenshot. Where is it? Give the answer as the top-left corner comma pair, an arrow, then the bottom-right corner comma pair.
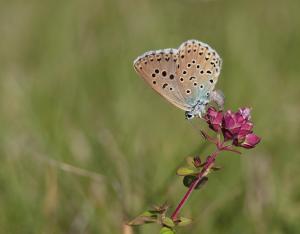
133,39 -> 224,119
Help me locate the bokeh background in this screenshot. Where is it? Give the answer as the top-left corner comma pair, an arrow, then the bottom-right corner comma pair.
1,0 -> 300,233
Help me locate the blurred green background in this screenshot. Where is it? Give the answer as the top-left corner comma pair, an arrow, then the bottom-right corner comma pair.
0,0 -> 300,233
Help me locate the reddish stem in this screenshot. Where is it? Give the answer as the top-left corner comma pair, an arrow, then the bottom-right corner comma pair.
220,144 -> 241,154
171,150 -> 220,220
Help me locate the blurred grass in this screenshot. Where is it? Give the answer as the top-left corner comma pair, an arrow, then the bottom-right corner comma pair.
0,0 -> 300,233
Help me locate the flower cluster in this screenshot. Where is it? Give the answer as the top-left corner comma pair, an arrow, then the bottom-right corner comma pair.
205,107 -> 261,149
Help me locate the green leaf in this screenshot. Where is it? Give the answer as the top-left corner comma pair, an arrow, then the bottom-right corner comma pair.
128,216 -> 156,225
177,167 -> 197,176
177,217 -> 192,226
141,210 -> 157,217
211,166 -> 222,171
183,176 -> 208,189
162,217 -> 175,227
183,175 -> 196,188
128,210 -> 158,226
160,227 -> 175,234
149,203 -> 169,215
186,156 -> 195,168
195,176 -> 208,189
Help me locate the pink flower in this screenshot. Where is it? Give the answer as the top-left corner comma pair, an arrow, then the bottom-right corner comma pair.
205,107 -> 261,149
222,108 -> 253,140
205,107 -> 223,132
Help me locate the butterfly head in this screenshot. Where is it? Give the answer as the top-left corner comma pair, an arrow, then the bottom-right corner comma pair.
185,101 -> 208,120
185,112 -> 195,120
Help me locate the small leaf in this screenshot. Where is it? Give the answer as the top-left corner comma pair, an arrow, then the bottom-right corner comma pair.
196,176 -> 208,189
183,176 -> 208,189
186,156 -> 195,168
162,217 -> 175,228
141,211 -> 157,217
160,227 -> 175,234
183,175 -> 196,188
177,167 -> 197,176
211,166 -> 222,171
177,217 -> 192,226
128,215 -> 156,225
200,130 -> 209,140
150,203 -> 169,214
128,211 -> 158,226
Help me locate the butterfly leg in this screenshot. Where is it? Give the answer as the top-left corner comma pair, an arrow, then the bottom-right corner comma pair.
210,90 -> 225,110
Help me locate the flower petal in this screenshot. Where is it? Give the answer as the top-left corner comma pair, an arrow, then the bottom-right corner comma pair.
205,107 -> 223,132
240,133 -> 261,149
239,107 -> 251,120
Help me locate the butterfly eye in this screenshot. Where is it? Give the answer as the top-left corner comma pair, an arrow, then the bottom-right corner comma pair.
185,112 -> 194,120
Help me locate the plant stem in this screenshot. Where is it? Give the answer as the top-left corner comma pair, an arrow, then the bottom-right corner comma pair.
171,150 -> 220,220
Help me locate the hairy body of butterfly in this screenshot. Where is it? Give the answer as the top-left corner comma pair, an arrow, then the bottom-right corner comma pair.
133,39 -> 224,119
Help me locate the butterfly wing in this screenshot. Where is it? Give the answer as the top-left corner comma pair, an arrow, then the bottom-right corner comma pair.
175,40 -> 222,107
134,49 -> 191,111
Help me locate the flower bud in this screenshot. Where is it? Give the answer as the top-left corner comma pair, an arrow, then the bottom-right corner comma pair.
205,107 -> 223,132
233,133 -> 261,149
